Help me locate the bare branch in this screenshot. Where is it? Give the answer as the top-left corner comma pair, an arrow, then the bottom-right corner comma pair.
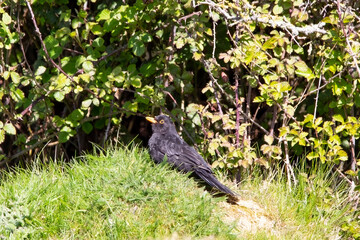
196,0 -> 327,36
177,11 -> 202,24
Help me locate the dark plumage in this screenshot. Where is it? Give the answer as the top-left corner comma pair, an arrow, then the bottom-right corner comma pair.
146,115 -> 237,197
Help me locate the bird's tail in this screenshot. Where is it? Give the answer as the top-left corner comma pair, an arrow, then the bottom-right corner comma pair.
195,169 -> 237,197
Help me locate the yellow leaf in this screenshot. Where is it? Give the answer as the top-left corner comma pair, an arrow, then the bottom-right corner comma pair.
193,52 -> 202,61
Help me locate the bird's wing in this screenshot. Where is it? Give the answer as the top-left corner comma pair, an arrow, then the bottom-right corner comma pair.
154,134 -> 213,173
150,133 -> 237,196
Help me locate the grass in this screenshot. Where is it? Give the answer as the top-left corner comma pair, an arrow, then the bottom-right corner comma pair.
0,144 -> 355,239
0,145 -> 234,239
235,163 -> 353,239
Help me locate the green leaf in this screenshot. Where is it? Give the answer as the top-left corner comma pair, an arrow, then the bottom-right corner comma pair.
337,150 -> 348,161
10,88 -> 25,101
2,12 -> 11,25
10,72 -> 21,84
128,64 -> 137,74
123,101 -> 138,113
333,114 -> 344,124
140,33 -> 152,43
295,61 -> 315,80
335,125 -> 346,133
193,52 -> 202,61
69,109 -> 84,122
273,5 -> 283,15
140,63 -> 157,77
210,11 -> 220,22
112,66 -> 122,76
307,151 -> 319,160
284,105 -> 295,117
132,41 -> 146,56
35,66 -> 47,76
58,126 -> 74,143
54,91 -> 65,102
55,74 -> 70,89
92,98 -> 100,106
263,37 -> 278,50
253,96 -> 265,103
96,9 -> 111,21
0,129 -> 5,144
130,75 -> 142,88
72,18 -> 82,29
175,38 -> 185,49
58,131 -> 71,143
93,37 -> 104,48
90,24 -> 103,35
82,61 -> 94,73
82,99 -> 92,108
293,45 -> 304,54
4,123 -> 16,135
43,35 -> 62,59
82,122 -> 93,134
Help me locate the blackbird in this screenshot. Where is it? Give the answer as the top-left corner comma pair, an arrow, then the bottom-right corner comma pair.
146,115 -> 237,197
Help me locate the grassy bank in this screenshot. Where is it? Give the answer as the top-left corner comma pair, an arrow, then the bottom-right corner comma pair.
0,145 -> 354,239
0,146 -> 234,239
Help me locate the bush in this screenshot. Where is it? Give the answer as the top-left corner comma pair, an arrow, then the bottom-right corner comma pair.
1,1 -> 360,182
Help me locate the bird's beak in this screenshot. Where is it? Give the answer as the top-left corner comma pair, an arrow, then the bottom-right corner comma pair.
146,116 -> 157,124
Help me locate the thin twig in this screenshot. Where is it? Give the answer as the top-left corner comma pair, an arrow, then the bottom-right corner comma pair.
19,96 -> 45,118
163,91 -> 178,106
313,74 -> 322,121
245,80 -> 252,142
93,45 -> 127,65
178,11 -> 202,24
103,98 -> 114,147
234,69 -> 240,147
212,17 -> 217,59
283,138 -> 297,188
17,2 -> 32,75
269,105 -> 278,137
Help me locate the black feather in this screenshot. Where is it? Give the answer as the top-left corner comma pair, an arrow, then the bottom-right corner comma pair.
147,115 -> 238,198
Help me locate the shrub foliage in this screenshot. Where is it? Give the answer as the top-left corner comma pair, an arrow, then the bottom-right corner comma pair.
1,0 -> 360,172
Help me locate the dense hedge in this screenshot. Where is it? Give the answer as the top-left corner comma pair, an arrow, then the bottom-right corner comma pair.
1,0 -> 360,173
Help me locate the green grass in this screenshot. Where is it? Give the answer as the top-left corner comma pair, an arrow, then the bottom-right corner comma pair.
237,163 -> 353,239
0,145 -> 355,239
0,146 -> 234,239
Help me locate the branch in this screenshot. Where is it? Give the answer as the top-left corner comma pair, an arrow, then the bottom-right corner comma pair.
234,69 -> 240,147
0,133 -> 57,167
19,95 -> 45,118
230,15 -> 327,36
178,11 -> 202,24
197,0 -> 327,36
93,45 -> 127,66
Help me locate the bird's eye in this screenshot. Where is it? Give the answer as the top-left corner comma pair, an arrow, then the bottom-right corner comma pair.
159,119 -> 165,124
